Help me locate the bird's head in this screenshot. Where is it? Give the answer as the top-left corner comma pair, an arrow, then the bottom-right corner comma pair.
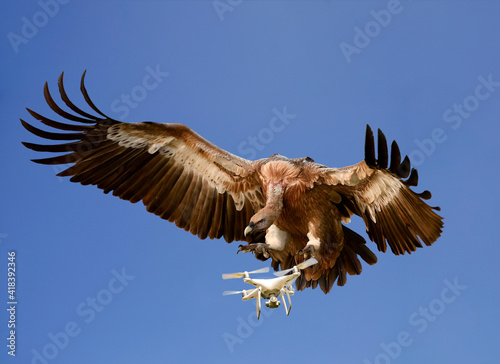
244,209 -> 275,237
245,179 -> 286,237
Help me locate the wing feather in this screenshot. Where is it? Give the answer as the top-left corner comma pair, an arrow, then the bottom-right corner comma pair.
115,154 -> 163,201
71,147 -> 132,185
223,194 -> 236,242
210,192 -> 225,239
22,72 -> 265,243
161,170 -> 195,221
174,173 -> 203,230
104,152 -> 155,194
321,125 -> 443,255
57,72 -> 99,120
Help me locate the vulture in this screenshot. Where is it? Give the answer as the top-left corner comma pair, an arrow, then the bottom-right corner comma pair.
22,72 -> 443,294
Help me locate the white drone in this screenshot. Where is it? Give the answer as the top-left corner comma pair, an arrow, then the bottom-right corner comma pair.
222,258 -> 318,319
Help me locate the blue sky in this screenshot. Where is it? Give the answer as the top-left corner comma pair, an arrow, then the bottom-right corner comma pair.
1,1 -> 500,363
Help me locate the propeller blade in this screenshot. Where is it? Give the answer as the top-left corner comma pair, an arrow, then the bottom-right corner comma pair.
222,266 -> 270,280
297,257 -> 319,270
274,258 -> 318,277
274,269 -> 291,277
249,267 -> 270,274
222,290 -> 245,296
223,289 -> 259,297
273,269 -> 292,277
222,273 -> 244,280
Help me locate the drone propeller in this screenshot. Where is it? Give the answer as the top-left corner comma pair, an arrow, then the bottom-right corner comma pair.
222,288 -> 256,296
222,267 -> 270,280
222,290 -> 246,296
273,257 -> 318,277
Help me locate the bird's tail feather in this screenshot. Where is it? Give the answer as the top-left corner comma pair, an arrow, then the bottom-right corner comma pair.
296,226 -> 377,293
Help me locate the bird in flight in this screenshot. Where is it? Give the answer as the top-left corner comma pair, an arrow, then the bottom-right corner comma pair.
22,72 -> 443,294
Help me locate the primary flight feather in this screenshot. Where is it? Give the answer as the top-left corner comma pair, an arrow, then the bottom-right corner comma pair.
22,72 -> 443,294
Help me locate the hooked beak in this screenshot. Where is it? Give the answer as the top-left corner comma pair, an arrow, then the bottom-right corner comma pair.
244,222 -> 255,237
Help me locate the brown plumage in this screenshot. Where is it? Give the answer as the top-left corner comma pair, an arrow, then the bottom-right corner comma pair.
22,72 -> 443,294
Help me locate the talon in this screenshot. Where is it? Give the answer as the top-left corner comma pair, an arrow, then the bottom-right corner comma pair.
237,243 -> 271,261
297,245 -> 316,260
238,243 -> 252,254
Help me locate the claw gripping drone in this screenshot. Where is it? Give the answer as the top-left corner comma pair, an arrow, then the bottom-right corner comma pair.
222,258 -> 318,319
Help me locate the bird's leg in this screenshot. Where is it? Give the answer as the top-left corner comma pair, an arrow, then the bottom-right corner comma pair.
297,231 -> 321,260
237,243 -> 271,261
297,245 -> 317,260
238,225 -> 290,261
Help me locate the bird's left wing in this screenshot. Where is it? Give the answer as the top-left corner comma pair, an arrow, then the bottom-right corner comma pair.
21,72 -> 265,243
319,125 -> 443,255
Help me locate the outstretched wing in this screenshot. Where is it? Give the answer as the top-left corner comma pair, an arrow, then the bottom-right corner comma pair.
21,72 -> 265,243
320,125 -> 443,255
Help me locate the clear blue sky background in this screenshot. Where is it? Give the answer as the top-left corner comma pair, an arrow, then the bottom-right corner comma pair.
1,1 -> 500,363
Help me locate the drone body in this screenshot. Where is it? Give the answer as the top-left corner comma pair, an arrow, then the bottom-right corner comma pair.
223,258 -> 318,318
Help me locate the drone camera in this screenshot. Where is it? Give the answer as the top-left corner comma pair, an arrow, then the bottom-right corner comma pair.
265,296 -> 281,309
